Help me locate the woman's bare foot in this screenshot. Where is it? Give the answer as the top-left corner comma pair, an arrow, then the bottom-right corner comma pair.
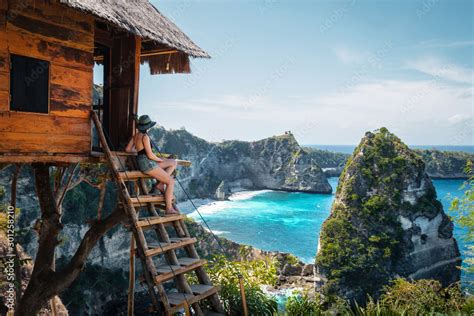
165,207 -> 179,215
149,183 -> 165,195
156,182 -> 165,194
165,203 -> 180,215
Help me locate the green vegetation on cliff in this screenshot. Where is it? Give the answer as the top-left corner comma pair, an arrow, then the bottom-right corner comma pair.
451,162 -> 474,274
316,128 -> 458,303
303,147 -> 349,168
285,279 -> 472,315
417,149 -> 473,179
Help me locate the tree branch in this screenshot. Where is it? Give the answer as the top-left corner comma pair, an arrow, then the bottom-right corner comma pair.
51,206 -> 127,291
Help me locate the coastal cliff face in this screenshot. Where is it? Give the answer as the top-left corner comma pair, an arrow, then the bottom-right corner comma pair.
304,147 -> 473,179
316,128 -> 461,304
149,128 -> 332,197
416,149 -> 473,179
0,167 -> 314,314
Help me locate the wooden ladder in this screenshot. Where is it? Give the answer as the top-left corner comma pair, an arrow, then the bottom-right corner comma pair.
92,112 -> 225,316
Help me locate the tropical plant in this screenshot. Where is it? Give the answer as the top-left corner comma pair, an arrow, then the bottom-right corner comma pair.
204,255 -> 278,315
450,161 -> 474,274
378,278 -> 466,314
285,292 -> 322,316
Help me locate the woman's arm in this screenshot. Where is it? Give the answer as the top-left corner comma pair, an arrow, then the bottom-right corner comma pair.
143,135 -> 163,162
125,136 -> 136,153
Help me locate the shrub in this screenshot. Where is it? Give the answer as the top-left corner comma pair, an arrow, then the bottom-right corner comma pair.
379,278 -> 465,314
285,292 -> 322,316
205,255 -> 278,315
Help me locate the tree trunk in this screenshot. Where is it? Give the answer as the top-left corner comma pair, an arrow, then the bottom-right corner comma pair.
15,164 -> 126,316
10,165 -> 23,308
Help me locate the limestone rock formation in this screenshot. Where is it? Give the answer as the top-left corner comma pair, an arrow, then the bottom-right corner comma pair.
416,149 -> 473,179
316,128 -> 461,304
149,128 -> 332,198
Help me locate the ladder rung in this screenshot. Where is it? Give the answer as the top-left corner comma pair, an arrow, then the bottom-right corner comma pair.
144,238 -> 197,257
167,292 -> 194,307
137,258 -> 204,284
167,286 -> 220,313
136,214 -> 185,228
177,257 -> 202,266
154,259 -> 207,284
119,171 -> 153,180
190,284 -> 216,295
129,195 -> 165,205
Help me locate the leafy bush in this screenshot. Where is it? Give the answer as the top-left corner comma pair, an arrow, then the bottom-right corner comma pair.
376,279 -> 466,315
451,161 -> 474,275
285,292 -> 322,316
204,255 -> 278,315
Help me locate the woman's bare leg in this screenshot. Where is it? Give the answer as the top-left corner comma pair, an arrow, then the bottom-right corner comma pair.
146,167 -> 178,214
155,159 -> 178,192
158,159 -> 178,176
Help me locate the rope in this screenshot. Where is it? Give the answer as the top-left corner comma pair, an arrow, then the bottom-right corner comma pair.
99,125 -> 193,315
147,136 -> 229,256
148,135 -> 253,316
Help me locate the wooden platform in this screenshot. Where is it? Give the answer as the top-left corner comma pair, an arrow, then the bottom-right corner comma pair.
0,152 -> 101,164
0,151 -> 191,166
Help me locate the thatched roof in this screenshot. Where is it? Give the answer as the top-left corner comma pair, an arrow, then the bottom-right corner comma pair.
59,0 -> 209,58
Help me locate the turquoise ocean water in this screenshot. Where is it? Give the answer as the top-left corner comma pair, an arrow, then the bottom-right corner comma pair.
188,178 -> 472,286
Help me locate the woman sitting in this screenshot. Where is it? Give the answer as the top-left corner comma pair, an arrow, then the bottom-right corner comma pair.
125,115 -> 179,215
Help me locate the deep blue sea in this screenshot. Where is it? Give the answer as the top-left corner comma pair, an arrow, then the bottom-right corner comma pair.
306,145 -> 474,154
187,178 -> 472,287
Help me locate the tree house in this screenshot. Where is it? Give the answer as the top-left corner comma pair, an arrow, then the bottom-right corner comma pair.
0,1 -> 226,315
0,0 -> 209,164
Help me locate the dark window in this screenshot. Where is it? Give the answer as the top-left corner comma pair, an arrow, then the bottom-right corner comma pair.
10,54 -> 49,113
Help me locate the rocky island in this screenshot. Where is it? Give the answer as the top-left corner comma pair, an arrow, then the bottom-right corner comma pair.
316,128 -> 461,304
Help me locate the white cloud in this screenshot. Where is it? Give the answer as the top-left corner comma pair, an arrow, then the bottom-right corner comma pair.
150,78 -> 473,145
333,47 -> 367,64
418,39 -> 474,49
406,57 -> 474,84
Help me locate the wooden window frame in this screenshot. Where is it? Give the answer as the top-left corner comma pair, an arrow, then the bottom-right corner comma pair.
9,53 -> 51,115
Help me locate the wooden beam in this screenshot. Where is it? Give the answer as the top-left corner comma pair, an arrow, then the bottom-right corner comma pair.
140,49 -> 178,58
0,153 -> 100,164
130,35 -> 141,135
128,234 -> 135,316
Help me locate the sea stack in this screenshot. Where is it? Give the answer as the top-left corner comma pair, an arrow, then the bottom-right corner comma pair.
315,128 -> 461,303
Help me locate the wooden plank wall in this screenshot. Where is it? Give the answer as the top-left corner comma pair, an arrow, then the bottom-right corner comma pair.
108,35 -> 141,150
0,0 -> 93,154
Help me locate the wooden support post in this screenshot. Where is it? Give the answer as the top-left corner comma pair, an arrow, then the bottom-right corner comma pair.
239,275 -> 248,316
135,177 -> 204,316
128,234 -> 135,316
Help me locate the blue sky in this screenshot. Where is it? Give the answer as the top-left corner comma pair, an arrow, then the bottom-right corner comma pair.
135,0 -> 473,145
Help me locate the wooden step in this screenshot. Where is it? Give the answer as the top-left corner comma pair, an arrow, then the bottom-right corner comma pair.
144,238 -> 197,257
154,259 -> 207,284
167,285 -> 220,314
190,284 -> 219,295
138,258 -> 204,283
129,195 -> 165,206
119,170 -> 154,180
136,214 -> 185,228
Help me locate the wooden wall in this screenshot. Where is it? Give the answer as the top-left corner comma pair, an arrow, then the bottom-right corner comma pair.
0,0 -> 93,155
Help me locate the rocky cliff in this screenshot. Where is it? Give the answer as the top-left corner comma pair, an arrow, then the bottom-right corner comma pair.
304,146 -> 473,179
315,128 -> 461,304
149,128 -> 332,197
416,149 -> 473,179
0,159 -> 317,314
